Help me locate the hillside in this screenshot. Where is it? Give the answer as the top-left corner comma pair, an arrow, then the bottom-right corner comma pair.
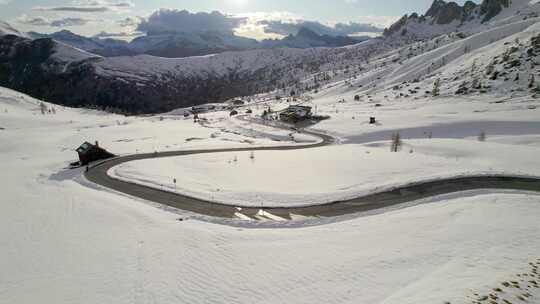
0,31 -> 378,113
0,0 -> 538,114
1,60 -> 540,303
383,0 -> 539,40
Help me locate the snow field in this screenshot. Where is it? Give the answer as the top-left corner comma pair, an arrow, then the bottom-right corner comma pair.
110,136 -> 540,208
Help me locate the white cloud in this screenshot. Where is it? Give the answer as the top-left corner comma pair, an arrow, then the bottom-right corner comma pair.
16,14 -> 99,27
232,11 -> 392,40
117,16 -> 142,27
16,15 -> 50,26
32,0 -> 134,13
233,11 -> 302,40
93,30 -> 142,40
137,9 -> 245,35
352,15 -> 400,28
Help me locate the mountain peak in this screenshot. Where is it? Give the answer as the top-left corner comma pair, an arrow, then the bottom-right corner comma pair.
425,0 -> 449,17
296,27 -> 320,39
425,0 -> 477,24
383,0 -> 517,38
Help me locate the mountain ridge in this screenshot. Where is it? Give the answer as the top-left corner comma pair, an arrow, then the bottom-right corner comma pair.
383,0 -> 515,38
0,0 -> 538,114
28,26 -> 368,59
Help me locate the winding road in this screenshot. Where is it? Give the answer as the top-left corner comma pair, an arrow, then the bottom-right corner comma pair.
84,118 -> 540,222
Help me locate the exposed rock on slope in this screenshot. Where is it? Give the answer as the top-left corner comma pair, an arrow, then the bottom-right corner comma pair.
425,0 -> 477,24
480,0 -> 511,22
383,0 -> 515,39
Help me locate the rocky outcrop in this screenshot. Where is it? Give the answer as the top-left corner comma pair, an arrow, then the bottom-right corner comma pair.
383,0 -> 513,38
425,0 -> 477,24
480,0 -> 510,22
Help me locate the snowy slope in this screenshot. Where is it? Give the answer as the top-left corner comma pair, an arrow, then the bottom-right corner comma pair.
384,0 -> 540,41
50,41 -> 102,63
1,86 -> 540,304
385,18 -> 540,86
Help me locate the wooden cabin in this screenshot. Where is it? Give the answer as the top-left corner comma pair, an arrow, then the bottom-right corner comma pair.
76,141 -> 115,165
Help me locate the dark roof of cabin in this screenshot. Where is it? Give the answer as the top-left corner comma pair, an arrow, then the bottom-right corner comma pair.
76,142 -> 94,154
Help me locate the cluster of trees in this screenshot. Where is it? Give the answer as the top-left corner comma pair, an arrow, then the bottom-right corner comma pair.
391,132 -> 402,152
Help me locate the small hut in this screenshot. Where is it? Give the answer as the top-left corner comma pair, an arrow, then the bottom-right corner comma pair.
76,141 -> 115,165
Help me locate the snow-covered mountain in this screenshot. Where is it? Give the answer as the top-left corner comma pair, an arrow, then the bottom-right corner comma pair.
260,27 -> 362,49
383,0 -> 539,40
28,30 -> 135,57
0,24 -> 377,113
28,27 -> 367,59
0,0 -> 538,114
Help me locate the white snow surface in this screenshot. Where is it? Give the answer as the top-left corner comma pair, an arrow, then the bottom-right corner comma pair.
2,64 -> 540,304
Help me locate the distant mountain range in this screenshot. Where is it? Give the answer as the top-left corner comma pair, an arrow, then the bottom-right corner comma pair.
0,0 -> 536,114
28,27 -> 368,58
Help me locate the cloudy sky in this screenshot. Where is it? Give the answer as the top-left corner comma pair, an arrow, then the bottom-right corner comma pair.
0,0 -> 473,40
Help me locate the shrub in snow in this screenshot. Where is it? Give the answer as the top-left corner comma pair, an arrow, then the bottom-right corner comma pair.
39,102 -> 47,115
390,132 -> 402,152
455,82 -> 469,95
478,131 -> 487,142
432,78 -> 441,96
